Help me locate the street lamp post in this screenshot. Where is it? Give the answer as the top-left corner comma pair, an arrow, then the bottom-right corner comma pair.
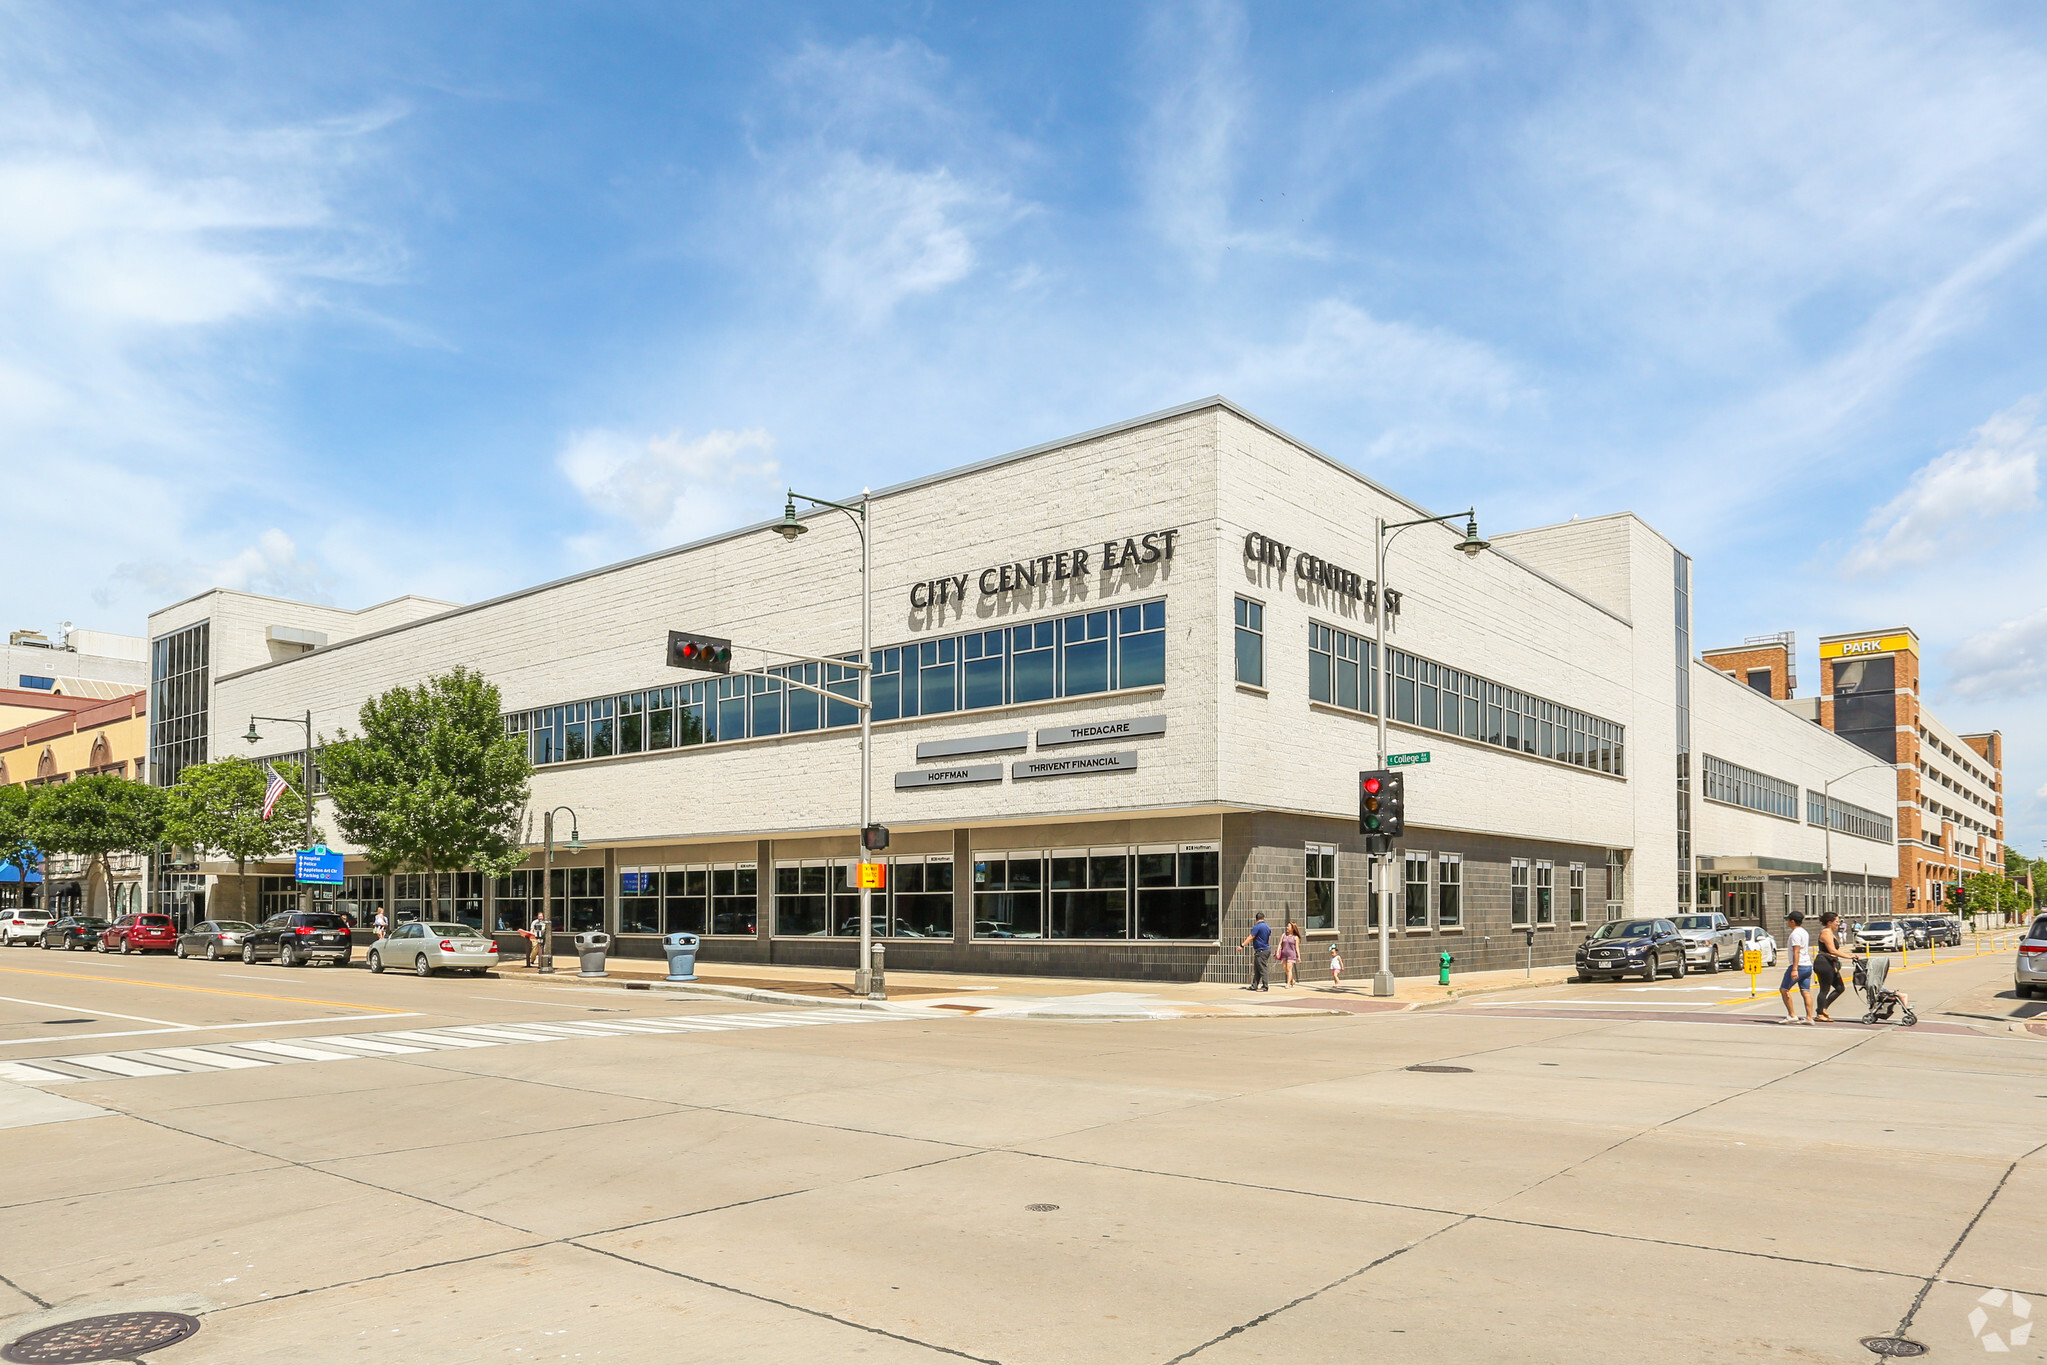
1371,510 -> 1489,997
536,806 -> 581,975
773,489 -> 878,996
245,710 -> 316,916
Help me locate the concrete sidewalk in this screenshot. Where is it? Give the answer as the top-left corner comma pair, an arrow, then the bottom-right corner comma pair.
497,953 -> 1583,1019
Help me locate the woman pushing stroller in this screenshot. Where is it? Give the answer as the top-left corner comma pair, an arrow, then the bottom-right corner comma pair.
1813,910 -> 1860,1022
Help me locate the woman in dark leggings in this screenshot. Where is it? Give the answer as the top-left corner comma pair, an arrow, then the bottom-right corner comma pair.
1814,910 -> 1858,1022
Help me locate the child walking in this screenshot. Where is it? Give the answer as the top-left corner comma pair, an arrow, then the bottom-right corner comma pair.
1327,944 -> 1343,990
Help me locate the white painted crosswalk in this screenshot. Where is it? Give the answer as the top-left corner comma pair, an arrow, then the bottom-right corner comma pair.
0,1008 -> 904,1088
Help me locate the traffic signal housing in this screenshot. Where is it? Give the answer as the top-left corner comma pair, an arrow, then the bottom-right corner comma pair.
1949,882 -> 1967,911
1906,887 -> 1917,908
1359,770 -> 1405,839
667,631 -> 732,674
861,823 -> 890,852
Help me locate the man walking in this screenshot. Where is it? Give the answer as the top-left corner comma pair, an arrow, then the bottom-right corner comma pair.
1778,908 -> 1814,1024
1240,912 -> 1272,992
528,910 -> 548,969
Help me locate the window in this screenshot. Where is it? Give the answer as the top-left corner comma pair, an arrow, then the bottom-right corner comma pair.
1135,843 -> 1219,940
542,867 -> 606,932
1234,597 -> 1264,686
712,865 -> 757,935
1569,864 -> 1587,926
1511,859 -> 1531,927
1436,854 -> 1462,928
17,675 -> 53,690
890,857 -> 954,939
1702,754 -> 1799,820
1305,843 -> 1336,931
1535,861 -> 1555,926
511,601 -> 1166,759
1385,646 -> 1622,776
1049,849 -> 1128,939
774,862 -> 830,937
1745,668 -> 1772,695
1309,622 -> 1374,713
662,867 -> 707,934
1806,792 -> 1895,844
1404,851 -> 1430,928
148,621 -> 209,788
619,868 -> 661,935
974,852 -> 1044,939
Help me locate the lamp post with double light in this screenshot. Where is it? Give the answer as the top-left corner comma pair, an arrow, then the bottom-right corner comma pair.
771,488 -> 883,996
535,805 -> 582,975
244,710 -> 317,916
1370,510 -> 1489,997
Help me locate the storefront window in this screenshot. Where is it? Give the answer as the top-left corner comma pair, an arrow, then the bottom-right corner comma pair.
973,853 -> 1044,938
545,867 -> 605,932
1049,850 -> 1128,938
1405,851 -> 1430,928
619,869 -> 660,934
891,858 -> 954,938
1134,844 -> 1218,939
713,865 -> 757,935
774,863 -> 829,937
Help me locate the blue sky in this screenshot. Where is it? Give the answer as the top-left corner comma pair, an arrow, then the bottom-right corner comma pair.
4,1 -> 2045,849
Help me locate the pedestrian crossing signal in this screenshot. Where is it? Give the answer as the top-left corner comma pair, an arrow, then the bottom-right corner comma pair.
667,631 -> 732,674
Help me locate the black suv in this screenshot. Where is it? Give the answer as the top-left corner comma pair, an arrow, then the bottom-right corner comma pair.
1575,917 -> 1689,982
243,911 -> 354,968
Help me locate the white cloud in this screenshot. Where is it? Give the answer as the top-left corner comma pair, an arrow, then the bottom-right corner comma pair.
1845,399 -> 2043,572
800,154 -> 1002,322
1945,604 -> 2047,701
103,529 -> 336,607
557,427 -> 781,555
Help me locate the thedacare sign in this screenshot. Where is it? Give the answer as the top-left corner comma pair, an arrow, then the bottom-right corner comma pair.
1819,633 -> 1912,660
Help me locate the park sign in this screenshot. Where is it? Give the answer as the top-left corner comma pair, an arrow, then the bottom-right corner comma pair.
295,844 -> 344,885
1387,752 -> 1431,767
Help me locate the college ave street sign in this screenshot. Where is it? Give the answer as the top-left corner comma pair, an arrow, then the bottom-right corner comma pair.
1387,752 -> 1430,766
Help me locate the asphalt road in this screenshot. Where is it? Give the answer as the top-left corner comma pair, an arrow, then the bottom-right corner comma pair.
1,943 -> 2042,1364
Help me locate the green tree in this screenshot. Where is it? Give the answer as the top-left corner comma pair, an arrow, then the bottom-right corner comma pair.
165,756 -> 315,922
0,784 -> 39,890
319,666 -> 532,904
31,774 -> 167,915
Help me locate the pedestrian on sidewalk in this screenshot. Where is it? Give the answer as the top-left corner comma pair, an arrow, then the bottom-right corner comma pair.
1813,910 -> 1859,1022
1277,921 -> 1302,988
1777,909 -> 1814,1024
1327,944 -> 1343,990
1239,913 -> 1272,991
527,911 -> 547,968
373,907 -> 388,940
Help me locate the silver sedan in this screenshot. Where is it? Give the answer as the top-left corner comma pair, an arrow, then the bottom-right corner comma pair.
367,922 -> 502,976
175,920 -> 258,961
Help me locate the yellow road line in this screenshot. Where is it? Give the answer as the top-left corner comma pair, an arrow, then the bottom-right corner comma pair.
0,966 -> 411,1014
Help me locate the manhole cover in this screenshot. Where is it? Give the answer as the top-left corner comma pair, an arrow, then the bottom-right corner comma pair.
1025,1203 -> 1060,1212
4,1312 -> 201,1363
1859,1336 -> 1928,1358
1406,1064 -> 1473,1073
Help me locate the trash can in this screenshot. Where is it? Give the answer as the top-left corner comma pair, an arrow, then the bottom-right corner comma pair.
574,931 -> 610,978
661,932 -> 701,982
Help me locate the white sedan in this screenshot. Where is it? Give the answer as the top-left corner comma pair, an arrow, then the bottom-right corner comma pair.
367,922 -> 501,976
1734,925 -> 1778,967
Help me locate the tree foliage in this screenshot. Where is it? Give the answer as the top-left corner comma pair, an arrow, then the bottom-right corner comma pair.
30,774 -> 167,908
1962,868 -> 2032,922
320,666 -> 531,883
0,784 -> 37,882
165,756 -> 315,920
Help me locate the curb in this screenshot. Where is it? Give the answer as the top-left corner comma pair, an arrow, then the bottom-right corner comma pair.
617,979 -> 896,1011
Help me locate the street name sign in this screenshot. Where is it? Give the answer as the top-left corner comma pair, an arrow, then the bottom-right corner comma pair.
1387,752 -> 1430,767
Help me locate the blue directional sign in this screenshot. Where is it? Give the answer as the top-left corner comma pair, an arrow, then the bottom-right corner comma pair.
295,844 -> 344,885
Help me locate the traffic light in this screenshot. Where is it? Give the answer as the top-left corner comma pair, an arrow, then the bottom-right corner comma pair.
1359,770 -> 1404,838
1906,887 -> 1917,908
1949,882 -> 1967,911
861,823 -> 890,852
667,631 -> 732,674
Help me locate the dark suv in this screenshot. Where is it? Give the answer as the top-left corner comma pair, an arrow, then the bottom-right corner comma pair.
243,912 -> 354,968
1574,917 -> 1689,982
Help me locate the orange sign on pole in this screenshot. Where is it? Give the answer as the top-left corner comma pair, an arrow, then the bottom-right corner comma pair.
856,862 -> 886,889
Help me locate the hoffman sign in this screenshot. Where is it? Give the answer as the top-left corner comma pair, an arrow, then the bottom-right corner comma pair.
909,528 -> 1181,609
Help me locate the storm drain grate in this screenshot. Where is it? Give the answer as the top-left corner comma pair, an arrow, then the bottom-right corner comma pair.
1025,1204 -> 1061,1212
1406,1064 -> 1473,1074
3,1312 -> 202,1363
1859,1336 -> 1928,1358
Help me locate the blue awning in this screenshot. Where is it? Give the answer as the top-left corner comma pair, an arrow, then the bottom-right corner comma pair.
1,847 -> 44,883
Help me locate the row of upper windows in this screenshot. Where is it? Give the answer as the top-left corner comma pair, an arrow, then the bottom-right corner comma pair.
1701,754 -> 1800,821
1807,792 -> 1894,845
1918,726 -> 1996,790
1233,598 -> 1627,777
505,600 -> 1167,765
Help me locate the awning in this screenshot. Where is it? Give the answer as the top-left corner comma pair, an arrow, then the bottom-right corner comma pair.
0,863 -> 42,884
1697,855 -> 1825,877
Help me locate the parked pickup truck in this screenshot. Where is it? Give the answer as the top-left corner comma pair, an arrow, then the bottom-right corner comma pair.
1671,912 -> 1743,973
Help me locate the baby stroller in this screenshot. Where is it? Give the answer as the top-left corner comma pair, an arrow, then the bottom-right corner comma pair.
1854,955 -> 1916,1026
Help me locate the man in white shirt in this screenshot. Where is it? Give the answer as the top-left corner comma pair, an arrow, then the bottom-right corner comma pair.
1778,908 -> 1814,1024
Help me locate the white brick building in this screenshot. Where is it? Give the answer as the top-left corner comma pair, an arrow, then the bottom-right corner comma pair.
145,398 -> 1898,981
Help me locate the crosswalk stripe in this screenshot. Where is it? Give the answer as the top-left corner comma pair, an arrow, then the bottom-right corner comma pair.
63,1053 -> 184,1078
376,1030 -> 499,1048
0,1060 -> 88,1085
142,1047 -> 272,1071
232,1040 -> 366,1062
443,1025 -> 568,1042
292,1035 -> 431,1055
500,1022 -> 620,1037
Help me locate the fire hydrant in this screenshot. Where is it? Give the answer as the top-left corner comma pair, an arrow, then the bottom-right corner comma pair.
1438,951 -> 1453,986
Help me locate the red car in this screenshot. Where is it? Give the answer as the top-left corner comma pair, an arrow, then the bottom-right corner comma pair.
99,913 -> 178,954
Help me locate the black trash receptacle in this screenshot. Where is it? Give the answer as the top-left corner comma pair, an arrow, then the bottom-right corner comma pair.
661,932 -> 701,982
574,931 -> 610,978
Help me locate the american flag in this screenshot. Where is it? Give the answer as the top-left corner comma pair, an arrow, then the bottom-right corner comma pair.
261,763 -> 289,821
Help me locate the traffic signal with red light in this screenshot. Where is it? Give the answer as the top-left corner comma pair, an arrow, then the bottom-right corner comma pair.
1360,770 -> 1405,839
1949,882 -> 1967,911
667,631 -> 733,674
